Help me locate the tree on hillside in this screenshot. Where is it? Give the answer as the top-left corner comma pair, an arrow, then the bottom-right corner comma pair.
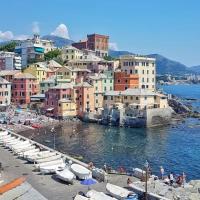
0,41 -> 17,52
44,49 -> 61,61
104,55 -> 116,61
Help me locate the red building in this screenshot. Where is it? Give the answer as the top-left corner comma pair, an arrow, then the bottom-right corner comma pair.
72,33 -> 109,57
72,40 -> 87,50
11,72 -> 39,105
114,72 -> 139,91
44,83 -> 74,117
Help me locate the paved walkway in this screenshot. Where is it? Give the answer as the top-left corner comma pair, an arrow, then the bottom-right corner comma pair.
0,145 -> 137,200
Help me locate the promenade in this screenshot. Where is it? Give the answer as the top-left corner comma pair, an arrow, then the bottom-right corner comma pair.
0,143 -> 137,200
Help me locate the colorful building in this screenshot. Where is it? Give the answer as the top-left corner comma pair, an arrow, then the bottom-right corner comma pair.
0,77 -> 11,106
44,83 -> 74,117
57,99 -> 76,119
11,72 -> 39,105
114,71 -> 139,91
0,70 -> 19,82
103,88 -> 168,109
119,55 -> 156,91
72,33 -> 109,57
15,34 -> 54,67
60,46 -> 84,62
56,66 -> 90,84
73,82 -> 95,117
23,63 -> 52,82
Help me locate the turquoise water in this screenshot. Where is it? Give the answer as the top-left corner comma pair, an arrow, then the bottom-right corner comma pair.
22,84 -> 200,180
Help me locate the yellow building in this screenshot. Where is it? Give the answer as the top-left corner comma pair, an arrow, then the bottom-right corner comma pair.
119,55 -> 156,91
23,63 -> 52,82
57,99 -> 76,119
103,88 -> 168,109
60,46 -> 84,62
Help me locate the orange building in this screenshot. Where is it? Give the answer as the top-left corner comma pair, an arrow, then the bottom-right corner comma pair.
114,72 -> 139,91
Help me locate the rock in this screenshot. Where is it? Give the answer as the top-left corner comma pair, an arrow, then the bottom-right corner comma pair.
189,193 -> 200,200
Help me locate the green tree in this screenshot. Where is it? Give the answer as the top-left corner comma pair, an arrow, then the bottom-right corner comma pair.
44,49 -> 61,61
104,55 -> 115,61
0,41 -> 17,52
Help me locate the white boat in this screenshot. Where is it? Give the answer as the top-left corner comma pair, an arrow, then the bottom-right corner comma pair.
4,139 -> 21,147
27,151 -> 56,162
10,141 -> 30,150
40,162 -> 66,174
15,145 -> 36,154
0,130 -> 8,136
70,164 -> 92,180
133,168 -> 146,179
74,195 -> 89,200
56,168 -> 75,184
106,183 -> 137,200
20,148 -> 40,157
87,190 -> 117,200
35,159 -> 64,169
0,135 -> 14,143
35,154 -> 62,164
12,143 -> 32,152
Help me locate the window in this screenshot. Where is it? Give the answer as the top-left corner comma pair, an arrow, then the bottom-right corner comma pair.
147,70 -> 149,74
152,78 -> 154,82
87,94 -> 89,98
95,87 -> 98,90
21,84 -> 23,88
135,70 -> 138,74
142,70 -> 145,74
147,78 -> 149,82
110,80 -> 112,83
125,79 -> 128,83
130,69 -> 132,74
111,96 -> 113,100
145,96 -> 147,100
110,86 -> 112,90
136,96 -> 139,100
96,99 -> 98,104
104,80 -> 106,83
118,79 -> 120,83
104,87 -> 106,91
104,96 -> 107,100
142,78 -> 144,82
152,70 -> 154,74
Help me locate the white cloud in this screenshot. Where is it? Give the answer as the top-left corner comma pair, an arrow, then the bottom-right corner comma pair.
109,42 -> 119,51
15,34 -> 30,40
32,21 -> 40,34
0,31 -> 14,41
51,24 -> 70,39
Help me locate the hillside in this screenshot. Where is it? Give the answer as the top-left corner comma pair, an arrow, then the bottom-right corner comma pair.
190,65 -> 200,74
42,35 -> 74,47
109,50 -> 193,75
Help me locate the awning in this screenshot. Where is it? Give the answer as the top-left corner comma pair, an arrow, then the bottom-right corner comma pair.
46,107 -> 54,111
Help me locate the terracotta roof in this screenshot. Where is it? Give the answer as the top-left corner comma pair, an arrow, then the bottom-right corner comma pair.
0,70 -> 19,76
0,77 -> 10,84
14,72 -> 37,79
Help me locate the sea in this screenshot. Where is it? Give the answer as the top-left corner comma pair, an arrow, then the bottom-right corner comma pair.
21,84 -> 200,180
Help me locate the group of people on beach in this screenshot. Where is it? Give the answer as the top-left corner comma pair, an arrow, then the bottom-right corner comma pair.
160,166 -> 186,187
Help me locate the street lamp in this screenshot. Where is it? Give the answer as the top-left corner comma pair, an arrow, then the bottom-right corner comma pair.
144,160 -> 149,200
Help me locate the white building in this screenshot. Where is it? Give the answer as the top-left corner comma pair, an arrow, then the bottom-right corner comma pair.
60,46 -> 84,61
119,55 -> 156,91
0,51 -> 21,70
15,34 -> 54,68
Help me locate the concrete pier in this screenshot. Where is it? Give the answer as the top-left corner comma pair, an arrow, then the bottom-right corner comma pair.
0,129 -> 138,200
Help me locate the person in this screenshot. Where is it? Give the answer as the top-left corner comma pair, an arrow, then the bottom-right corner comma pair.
160,166 -> 165,180
127,178 -> 132,185
169,172 -> 174,186
182,172 -> 186,188
103,163 -> 107,172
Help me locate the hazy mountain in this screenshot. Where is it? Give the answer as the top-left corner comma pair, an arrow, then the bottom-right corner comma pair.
42,35 -> 74,47
109,50 -> 193,75
190,65 -> 200,74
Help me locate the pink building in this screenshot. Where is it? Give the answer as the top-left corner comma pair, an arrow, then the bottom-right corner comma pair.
44,83 -> 74,117
73,82 -> 95,117
11,72 -> 39,105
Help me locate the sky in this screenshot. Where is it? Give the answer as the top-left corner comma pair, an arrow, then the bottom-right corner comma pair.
0,0 -> 200,66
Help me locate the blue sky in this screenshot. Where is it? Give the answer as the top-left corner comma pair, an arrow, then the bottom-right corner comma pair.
0,0 -> 200,66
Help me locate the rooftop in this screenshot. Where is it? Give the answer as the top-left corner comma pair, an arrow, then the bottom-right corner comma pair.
50,83 -> 73,89
14,72 -> 37,79
74,82 -> 93,88
104,88 -> 161,96
0,77 -> 10,84
0,70 -> 20,76
119,55 -> 155,61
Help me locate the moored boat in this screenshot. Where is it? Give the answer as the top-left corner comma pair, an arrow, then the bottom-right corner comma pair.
56,168 -> 75,184
87,189 -> 117,200
106,183 -> 138,200
35,159 -> 64,169
70,164 -> 92,180
39,162 -> 66,174
74,195 -> 89,200
34,154 -> 62,164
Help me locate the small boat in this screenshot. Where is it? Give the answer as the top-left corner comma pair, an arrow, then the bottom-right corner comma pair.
35,159 -> 64,169
74,195 -> 89,200
133,168 -> 146,179
35,154 -> 62,164
26,151 -> 52,162
12,143 -> 32,152
70,164 -> 92,180
106,183 -> 138,200
14,145 -> 36,154
20,148 -> 40,157
40,162 -> 66,174
27,151 -> 57,162
87,189 -> 117,200
10,141 -> 30,149
0,130 -> 8,136
56,168 -> 75,184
